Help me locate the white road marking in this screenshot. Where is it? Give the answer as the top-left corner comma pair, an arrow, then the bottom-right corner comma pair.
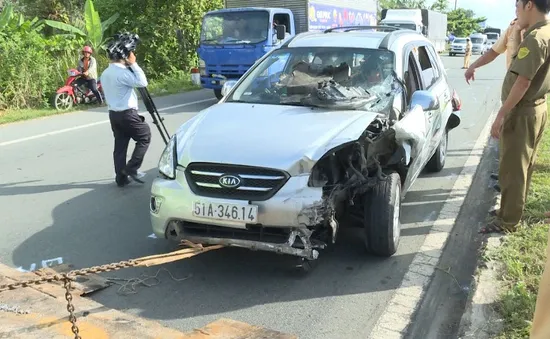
0,98 -> 216,147
148,233 -> 158,239
368,108 -> 498,339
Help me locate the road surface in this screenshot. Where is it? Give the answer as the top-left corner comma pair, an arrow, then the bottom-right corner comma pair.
0,54 -> 504,338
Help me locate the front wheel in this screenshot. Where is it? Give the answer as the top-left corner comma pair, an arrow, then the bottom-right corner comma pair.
214,89 -> 223,100
364,171 -> 402,257
52,92 -> 74,111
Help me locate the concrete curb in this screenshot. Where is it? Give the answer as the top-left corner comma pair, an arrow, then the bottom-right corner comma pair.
0,263 -> 296,339
457,154 -> 505,339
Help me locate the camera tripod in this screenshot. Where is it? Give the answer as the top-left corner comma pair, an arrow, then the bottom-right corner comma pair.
128,67 -> 171,146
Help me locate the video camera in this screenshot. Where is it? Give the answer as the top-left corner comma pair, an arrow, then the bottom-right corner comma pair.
107,32 -> 171,145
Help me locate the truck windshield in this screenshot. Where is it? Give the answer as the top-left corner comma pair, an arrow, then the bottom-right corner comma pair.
384,23 -> 417,31
486,33 -> 498,40
201,11 -> 270,45
225,47 -> 399,112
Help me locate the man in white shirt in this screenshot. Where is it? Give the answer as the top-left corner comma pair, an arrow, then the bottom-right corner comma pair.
100,47 -> 150,187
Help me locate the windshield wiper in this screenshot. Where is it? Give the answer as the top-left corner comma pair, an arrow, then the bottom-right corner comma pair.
278,101 -> 309,107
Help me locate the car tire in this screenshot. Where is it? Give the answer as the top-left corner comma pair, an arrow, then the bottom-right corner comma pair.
364,171 -> 401,257
214,89 -> 223,100
426,128 -> 448,173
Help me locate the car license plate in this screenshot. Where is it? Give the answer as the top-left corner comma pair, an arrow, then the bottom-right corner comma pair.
192,201 -> 258,223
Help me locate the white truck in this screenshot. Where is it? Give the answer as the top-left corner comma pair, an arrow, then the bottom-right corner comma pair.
379,8 -> 448,53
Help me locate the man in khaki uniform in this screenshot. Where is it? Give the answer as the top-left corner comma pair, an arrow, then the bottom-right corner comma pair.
479,0 -> 549,236
465,19 -> 527,187
462,38 -> 472,69
464,18 -> 525,83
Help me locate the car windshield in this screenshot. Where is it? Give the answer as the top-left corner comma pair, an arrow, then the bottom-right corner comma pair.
200,10 -> 269,44
470,37 -> 484,44
486,33 -> 498,40
454,38 -> 466,44
225,47 -> 399,112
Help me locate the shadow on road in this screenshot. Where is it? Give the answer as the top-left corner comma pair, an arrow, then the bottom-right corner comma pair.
5,161 -> 462,324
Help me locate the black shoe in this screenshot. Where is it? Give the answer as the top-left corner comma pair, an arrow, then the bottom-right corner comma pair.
494,184 -> 501,193
124,170 -> 146,184
490,173 -> 499,181
116,175 -> 131,187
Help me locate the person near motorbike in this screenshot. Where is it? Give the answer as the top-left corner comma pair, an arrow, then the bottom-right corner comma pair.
77,46 -> 104,105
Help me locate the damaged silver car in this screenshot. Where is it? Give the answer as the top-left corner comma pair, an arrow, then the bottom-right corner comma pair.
150,27 -> 462,269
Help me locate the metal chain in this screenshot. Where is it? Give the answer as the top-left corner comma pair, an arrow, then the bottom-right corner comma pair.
63,275 -> 81,339
0,259 -> 139,339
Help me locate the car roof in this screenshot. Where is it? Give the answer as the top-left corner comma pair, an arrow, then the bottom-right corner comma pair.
284,28 -> 430,51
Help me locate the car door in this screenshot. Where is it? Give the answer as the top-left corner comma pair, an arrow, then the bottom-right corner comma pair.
400,43 -> 429,193
414,43 -> 451,162
426,44 -> 453,137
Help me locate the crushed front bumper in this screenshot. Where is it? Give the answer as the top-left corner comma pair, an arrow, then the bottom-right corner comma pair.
150,169 -> 325,260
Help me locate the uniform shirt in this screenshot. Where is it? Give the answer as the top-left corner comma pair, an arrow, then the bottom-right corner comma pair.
77,56 -> 98,80
501,20 -> 550,112
465,41 -> 473,55
100,62 -> 148,112
492,19 -> 525,69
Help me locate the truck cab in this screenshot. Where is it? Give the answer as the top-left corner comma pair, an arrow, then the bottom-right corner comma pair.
379,9 -> 423,34
469,32 -> 487,55
197,7 -> 294,99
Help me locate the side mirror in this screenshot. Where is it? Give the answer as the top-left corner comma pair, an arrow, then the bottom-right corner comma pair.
276,25 -> 286,40
221,80 -> 238,97
422,26 -> 427,35
410,90 -> 440,111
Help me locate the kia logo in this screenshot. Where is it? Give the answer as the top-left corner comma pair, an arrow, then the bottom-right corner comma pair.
219,174 -> 241,188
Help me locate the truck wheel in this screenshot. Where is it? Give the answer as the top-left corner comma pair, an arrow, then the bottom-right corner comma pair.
214,89 -> 223,100
426,128 -> 448,173
364,171 -> 401,257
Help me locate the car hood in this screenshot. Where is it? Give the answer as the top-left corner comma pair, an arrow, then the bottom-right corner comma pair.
174,103 -> 383,175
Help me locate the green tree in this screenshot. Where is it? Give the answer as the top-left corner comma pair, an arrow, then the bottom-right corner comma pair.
43,0 -> 119,51
446,8 -> 486,36
380,0 -> 427,9
95,0 -> 224,78
430,0 -> 449,12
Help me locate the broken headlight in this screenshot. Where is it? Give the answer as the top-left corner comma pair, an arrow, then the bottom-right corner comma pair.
158,136 -> 177,179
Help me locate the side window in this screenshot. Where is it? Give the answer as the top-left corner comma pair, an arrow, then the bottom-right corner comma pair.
417,46 -> 437,88
404,51 -> 422,104
425,45 -> 442,81
274,13 -> 291,33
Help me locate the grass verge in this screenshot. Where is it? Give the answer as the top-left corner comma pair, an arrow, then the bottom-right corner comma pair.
0,71 -> 200,125
487,102 -> 550,339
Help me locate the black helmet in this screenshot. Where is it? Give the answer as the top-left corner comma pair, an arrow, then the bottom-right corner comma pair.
106,32 -> 140,60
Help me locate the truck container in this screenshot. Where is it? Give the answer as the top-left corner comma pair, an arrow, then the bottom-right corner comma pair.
197,0 -> 379,99
379,9 -> 448,53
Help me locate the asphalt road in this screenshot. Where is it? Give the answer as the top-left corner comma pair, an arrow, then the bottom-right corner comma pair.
0,54 -> 504,338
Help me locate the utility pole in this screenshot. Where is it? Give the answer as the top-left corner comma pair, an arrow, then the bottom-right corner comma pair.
454,0 -> 457,10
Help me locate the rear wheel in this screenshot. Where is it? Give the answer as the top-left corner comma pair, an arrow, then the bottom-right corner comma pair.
214,89 -> 223,100
426,128 -> 448,173
52,92 -> 73,111
364,171 -> 401,257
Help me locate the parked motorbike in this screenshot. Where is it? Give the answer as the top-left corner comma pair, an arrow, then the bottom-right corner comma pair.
52,69 -> 104,110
